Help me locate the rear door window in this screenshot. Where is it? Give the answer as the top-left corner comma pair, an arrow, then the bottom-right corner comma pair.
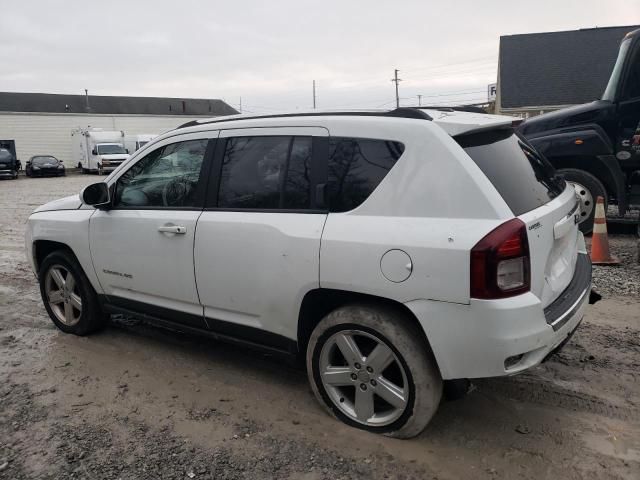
456,129 -> 565,215
217,136 -> 312,210
328,137 -> 405,212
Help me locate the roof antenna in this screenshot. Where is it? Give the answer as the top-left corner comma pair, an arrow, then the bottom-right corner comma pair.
84,89 -> 91,113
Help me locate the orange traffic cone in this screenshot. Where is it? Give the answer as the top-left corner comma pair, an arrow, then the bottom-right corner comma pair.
590,196 -> 619,265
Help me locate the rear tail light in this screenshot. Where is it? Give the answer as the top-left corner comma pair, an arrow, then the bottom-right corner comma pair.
470,218 -> 530,299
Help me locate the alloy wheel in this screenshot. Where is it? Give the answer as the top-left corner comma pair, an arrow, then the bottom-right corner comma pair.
44,265 -> 82,326
318,329 -> 409,427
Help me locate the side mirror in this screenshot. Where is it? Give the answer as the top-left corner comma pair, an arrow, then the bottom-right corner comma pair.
80,182 -> 110,208
92,148 -> 97,155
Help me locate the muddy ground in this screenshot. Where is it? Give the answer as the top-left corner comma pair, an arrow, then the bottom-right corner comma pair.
1,175 -> 639,479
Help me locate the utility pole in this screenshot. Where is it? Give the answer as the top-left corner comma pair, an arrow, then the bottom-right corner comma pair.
312,80 -> 316,109
417,94 -> 422,107
239,96 -> 242,113
391,69 -> 402,108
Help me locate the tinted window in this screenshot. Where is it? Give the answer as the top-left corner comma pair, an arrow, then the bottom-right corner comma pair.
218,136 -> 312,209
456,129 -> 565,215
622,44 -> 640,99
328,137 -> 405,212
114,139 -> 208,208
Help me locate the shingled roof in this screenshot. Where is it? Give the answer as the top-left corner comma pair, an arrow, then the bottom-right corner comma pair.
0,92 -> 239,116
499,25 -> 639,109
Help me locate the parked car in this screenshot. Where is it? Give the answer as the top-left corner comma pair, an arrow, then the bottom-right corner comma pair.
26,155 -> 66,177
0,145 -> 19,179
25,108 -> 596,438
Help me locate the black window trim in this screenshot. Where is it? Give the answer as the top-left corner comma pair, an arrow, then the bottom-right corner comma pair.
109,137 -> 217,211
204,135 -> 328,213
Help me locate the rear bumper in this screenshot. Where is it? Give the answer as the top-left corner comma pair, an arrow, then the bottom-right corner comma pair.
0,169 -> 17,177
405,254 -> 592,379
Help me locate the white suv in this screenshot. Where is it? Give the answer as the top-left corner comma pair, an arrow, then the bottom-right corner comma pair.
25,108 -> 594,438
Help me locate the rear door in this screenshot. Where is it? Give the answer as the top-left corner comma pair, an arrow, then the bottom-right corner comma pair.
194,127 -> 329,349
457,128 -> 582,306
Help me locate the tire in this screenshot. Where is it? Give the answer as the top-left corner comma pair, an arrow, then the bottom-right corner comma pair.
557,168 -> 607,235
306,304 -> 442,438
38,250 -> 109,335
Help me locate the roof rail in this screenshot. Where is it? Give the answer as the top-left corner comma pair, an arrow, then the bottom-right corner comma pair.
413,105 -> 488,114
176,107 -> 432,129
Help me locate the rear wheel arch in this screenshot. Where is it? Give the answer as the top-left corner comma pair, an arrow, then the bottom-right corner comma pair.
297,289 -> 441,374
550,155 -> 616,198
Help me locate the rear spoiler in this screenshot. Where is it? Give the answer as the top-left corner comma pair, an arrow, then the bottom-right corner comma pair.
452,120 -> 518,139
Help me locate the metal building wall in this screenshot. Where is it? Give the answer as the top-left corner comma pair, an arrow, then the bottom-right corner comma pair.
0,113 -> 211,166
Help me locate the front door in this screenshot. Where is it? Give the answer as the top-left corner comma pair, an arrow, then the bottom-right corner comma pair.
194,127 -> 329,350
90,133 -> 217,328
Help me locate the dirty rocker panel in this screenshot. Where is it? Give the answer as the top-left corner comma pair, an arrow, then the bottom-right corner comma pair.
99,295 -> 298,356
543,254 -> 592,331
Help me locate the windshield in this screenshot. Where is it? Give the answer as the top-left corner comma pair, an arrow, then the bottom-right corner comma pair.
602,38 -> 631,101
456,128 -> 566,216
32,156 -> 58,165
97,144 -> 126,155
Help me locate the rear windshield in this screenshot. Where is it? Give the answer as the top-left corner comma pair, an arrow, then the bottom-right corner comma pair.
456,128 -> 565,215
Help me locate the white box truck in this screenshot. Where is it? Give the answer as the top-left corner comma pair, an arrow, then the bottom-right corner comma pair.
71,128 -> 130,174
124,134 -> 157,153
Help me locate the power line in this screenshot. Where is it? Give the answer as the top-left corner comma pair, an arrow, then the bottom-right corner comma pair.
414,89 -> 486,99
404,56 -> 496,74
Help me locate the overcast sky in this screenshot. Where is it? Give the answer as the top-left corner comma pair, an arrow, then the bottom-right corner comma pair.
2,0 -> 639,113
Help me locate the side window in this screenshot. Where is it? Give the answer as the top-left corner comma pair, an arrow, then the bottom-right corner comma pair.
114,139 -> 208,208
623,47 -> 640,100
328,137 -> 405,212
218,136 -> 312,209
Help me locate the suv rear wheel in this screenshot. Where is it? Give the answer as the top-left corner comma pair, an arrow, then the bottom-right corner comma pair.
306,304 -> 442,438
39,250 -> 109,335
557,168 -> 607,234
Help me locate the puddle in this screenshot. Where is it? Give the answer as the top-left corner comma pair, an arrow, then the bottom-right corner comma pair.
583,431 -> 640,462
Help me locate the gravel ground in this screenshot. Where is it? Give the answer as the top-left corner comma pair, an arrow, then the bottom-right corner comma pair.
589,236 -> 640,297
0,175 -> 639,480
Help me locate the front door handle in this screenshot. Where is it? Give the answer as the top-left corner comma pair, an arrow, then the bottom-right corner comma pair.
158,225 -> 187,234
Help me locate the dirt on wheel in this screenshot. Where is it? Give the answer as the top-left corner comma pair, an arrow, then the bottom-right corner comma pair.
1,175 -> 639,479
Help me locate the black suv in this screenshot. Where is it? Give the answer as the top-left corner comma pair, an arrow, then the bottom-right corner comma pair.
0,147 -> 19,179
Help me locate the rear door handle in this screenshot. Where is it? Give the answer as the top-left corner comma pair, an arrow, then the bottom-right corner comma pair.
158,225 -> 187,234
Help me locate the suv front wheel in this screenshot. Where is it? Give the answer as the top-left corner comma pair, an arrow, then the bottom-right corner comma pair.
39,250 -> 109,335
306,304 -> 442,438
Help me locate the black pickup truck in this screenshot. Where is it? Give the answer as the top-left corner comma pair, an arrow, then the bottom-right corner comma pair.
519,28 -> 640,233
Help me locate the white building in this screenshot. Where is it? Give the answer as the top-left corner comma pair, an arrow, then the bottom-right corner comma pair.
0,92 -> 238,167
